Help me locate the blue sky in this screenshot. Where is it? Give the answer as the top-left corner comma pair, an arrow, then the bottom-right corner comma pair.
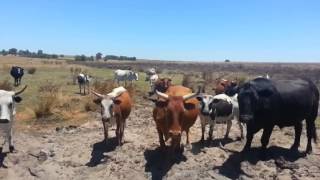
1,0 -> 320,62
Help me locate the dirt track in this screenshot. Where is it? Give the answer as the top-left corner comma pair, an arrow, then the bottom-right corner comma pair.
0,97 -> 320,180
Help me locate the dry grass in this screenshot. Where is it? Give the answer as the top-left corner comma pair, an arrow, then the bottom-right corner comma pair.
0,79 -> 13,91
27,67 -> 37,74
92,79 -> 115,94
34,82 -> 61,119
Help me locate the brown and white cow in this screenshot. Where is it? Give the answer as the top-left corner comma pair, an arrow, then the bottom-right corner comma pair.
92,86 -> 132,145
152,85 -> 199,151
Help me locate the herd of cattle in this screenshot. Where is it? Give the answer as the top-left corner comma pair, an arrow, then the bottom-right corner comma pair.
0,66 -> 318,159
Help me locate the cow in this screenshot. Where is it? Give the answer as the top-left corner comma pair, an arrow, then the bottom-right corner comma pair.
145,68 -> 157,81
77,73 -> 91,95
149,78 -> 172,96
197,93 -> 243,142
213,79 -> 237,95
0,85 -> 27,152
10,66 -> 24,86
152,85 -> 200,151
92,86 -> 132,145
114,69 -> 139,86
148,74 -> 159,94
237,78 -> 319,154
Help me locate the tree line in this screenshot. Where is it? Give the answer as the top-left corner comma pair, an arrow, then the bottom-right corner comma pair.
0,48 -> 137,61
75,52 -> 136,61
0,48 -> 61,59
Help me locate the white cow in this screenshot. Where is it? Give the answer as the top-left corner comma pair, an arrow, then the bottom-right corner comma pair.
114,69 -> 139,85
0,85 -> 27,152
197,93 -> 243,141
77,73 -> 91,95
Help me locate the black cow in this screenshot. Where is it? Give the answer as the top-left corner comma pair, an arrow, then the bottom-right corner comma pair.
236,78 -> 319,154
10,66 -> 24,86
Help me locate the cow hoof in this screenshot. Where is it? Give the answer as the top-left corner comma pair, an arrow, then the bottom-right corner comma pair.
306,148 -> 312,154
185,144 -> 192,151
290,145 -> 299,152
9,146 -> 16,153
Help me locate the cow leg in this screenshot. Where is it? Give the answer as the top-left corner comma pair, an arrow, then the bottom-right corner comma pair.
224,120 -> 232,139
186,129 -> 190,145
102,121 -> 108,142
261,126 -> 274,151
8,125 -> 14,152
208,124 -> 214,141
157,127 -> 165,148
290,122 -> 302,151
306,118 -> 316,154
116,118 -> 121,145
200,118 -> 206,142
120,120 -> 125,145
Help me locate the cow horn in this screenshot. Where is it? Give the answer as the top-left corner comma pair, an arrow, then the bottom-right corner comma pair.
91,90 -> 105,98
183,93 -> 198,101
15,85 -> 27,95
155,90 -> 169,99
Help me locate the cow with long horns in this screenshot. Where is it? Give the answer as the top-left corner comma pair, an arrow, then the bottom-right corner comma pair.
0,85 -> 27,152
152,85 -> 200,151
92,86 -> 132,145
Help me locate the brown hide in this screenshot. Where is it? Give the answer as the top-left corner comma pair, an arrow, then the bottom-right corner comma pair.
153,85 -> 199,149
112,91 -> 132,145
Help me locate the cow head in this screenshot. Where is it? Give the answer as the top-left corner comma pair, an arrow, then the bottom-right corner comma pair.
196,94 -> 214,116
238,81 -> 274,123
0,85 -> 27,123
156,78 -> 172,91
213,79 -> 230,95
92,89 -> 125,122
155,90 -> 198,149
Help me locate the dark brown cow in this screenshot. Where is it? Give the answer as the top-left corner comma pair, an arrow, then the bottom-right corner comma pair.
92,86 -> 132,145
153,85 -> 199,151
149,78 -> 172,96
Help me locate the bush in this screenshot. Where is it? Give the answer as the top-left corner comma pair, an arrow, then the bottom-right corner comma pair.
92,80 -> 115,94
0,79 -> 13,91
34,82 -> 61,119
27,67 -> 37,74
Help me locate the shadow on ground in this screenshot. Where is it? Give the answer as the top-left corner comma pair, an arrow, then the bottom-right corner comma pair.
144,147 -> 187,180
86,137 -> 118,167
191,137 -> 239,155
213,146 -> 306,179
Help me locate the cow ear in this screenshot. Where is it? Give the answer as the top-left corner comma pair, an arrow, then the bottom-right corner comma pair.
14,96 -> 22,103
155,100 -> 168,108
258,89 -> 273,97
93,98 -> 102,104
184,103 -> 195,110
113,99 -> 122,105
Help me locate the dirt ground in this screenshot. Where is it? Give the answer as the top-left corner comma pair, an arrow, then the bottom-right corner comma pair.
0,95 -> 319,180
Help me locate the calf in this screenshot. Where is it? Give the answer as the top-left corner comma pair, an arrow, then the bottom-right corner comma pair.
152,85 -> 199,151
92,86 -> 132,145
77,73 -> 91,95
237,78 -> 319,154
10,66 -> 24,86
0,85 -> 27,152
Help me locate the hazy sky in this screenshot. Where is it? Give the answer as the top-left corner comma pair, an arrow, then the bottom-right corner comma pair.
1,0 -> 320,62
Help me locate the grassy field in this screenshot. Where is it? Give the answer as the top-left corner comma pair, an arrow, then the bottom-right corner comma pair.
0,56 -> 320,129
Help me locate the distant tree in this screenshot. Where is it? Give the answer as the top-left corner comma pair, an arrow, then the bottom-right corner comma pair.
8,48 -> 17,55
59,54 -> 64,58
37,50 -> 43,57
1,49 -> 8,56
225,59 -> 231,63
96,52 -> 102,60
89,56 -> 94,61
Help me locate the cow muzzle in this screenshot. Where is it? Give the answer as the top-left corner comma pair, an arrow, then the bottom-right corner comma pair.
169,130 -> 181,137
0,119 -> 10,123
240,115 -> 253,123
